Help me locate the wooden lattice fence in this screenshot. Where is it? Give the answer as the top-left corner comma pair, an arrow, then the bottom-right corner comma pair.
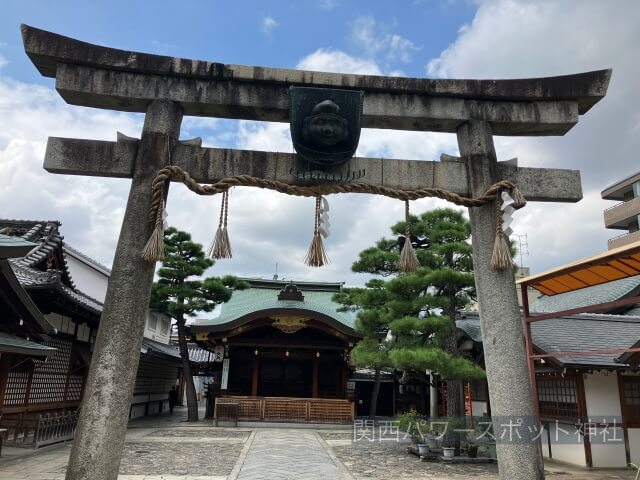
215,396 -> 354,423
2,411 -> 79,448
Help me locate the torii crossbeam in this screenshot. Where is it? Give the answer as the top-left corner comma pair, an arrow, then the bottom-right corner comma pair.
21,24 -> 610,480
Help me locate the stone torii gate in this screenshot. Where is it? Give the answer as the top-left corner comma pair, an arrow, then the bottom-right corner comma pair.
21,25 -> 610,480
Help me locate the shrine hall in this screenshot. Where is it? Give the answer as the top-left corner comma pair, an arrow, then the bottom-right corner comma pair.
189,278 -> 361,423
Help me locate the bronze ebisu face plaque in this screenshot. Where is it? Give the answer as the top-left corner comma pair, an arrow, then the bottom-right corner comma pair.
289,86 -> 364,167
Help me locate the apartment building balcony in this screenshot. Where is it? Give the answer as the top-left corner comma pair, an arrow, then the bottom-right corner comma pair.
608,230 -> 640,250
603,195 -> 640,229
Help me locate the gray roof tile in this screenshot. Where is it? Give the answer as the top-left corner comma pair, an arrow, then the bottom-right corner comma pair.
0,220 -> 104,316
531,275 -> 640,314
142,337 -> 181,360
457,312 -> 640,368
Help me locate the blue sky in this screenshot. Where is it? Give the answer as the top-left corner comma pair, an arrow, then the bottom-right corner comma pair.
1,1 -> 474,84
1,1 -> 639,291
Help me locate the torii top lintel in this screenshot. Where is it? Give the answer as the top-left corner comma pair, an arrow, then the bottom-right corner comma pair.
21,24 -> 611,136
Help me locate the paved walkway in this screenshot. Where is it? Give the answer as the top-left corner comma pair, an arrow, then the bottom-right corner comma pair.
0,407 -> 636,480
235,429 -> 351,480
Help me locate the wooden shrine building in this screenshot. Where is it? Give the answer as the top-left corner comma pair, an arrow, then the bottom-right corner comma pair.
190,279 -> 361,423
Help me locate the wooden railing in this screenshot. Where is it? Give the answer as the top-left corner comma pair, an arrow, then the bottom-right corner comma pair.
215,396 -> 354,423
1,411 -> 79,448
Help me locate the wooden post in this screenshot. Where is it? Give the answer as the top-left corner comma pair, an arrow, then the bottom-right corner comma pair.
0,354 -> 9,411
312,357 -> 319,398
65,100 -> 182,480
251,355 -> 259,396
457,120 -> 544,480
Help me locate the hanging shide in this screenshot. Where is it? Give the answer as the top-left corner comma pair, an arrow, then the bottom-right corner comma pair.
141,166 -> 526,270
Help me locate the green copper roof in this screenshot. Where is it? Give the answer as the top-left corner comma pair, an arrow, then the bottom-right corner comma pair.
193,280 -> 356,330
0,332 -> 56,358
0,233 -> 37,258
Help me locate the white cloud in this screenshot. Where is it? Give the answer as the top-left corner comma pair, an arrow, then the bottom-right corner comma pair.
261,16 -> 278,35
425,0 -> 640,273
4,0 -> 638,295
296,48 -> 382,75
0,78 -> 142,268
349,16 -> 420,63
0,53 -> 8,70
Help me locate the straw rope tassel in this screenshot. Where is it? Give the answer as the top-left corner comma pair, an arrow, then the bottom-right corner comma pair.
209,190 -> 232,260
142,200 -> 166,263
510,184 -> 527,209
221,190 -> 232,258
490,195 -> 514,271
304,196 -> 329,267
398,200 -> 419,272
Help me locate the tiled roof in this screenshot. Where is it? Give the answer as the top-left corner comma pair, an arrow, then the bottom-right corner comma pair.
530,275 -> 640,314
9,260 -> 103,315
456,317 -> 482,343
0,234 -> 38,258
142,338 -> 215,364
193,282 -> 356,330
625,305 -> 640,316
0,220 -> 103,317
0,332 -> 57,358
188,344 -> 214,363
0,259 -> 54,338
457,312 -> 640,368
142,337 -> 181,360
618,339 -> 640,364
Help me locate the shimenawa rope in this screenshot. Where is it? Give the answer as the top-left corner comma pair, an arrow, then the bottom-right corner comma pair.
142,165 -> 526,270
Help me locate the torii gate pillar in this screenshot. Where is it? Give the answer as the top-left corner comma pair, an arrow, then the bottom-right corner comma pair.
65,100 -> 182,480
458,120 -> 544,479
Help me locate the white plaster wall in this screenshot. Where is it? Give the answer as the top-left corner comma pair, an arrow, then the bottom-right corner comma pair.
64,254 -> 109,303
584,372 -> 627,468
584,372 -> 622,417
143,311 -> 171,343
45,313 -> 75,335
471,401 -> 488,417
629,429 -> 640,464
542,421 -> 586,466
590,439 -> 628,468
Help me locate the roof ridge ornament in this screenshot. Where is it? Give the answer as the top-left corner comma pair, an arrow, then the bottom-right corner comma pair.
277,283 -> 305,302
271,316 -> 307,334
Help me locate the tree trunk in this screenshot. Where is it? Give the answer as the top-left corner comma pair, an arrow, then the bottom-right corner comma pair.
176,315 -> 199,422
442,314 -> 462,454
369,368 -> 381,419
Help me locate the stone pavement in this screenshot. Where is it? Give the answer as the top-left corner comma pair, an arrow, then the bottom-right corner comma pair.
236,429 -> 351,480
0,407 -> 636,480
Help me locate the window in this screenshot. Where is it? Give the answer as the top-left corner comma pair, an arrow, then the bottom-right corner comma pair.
538,377 -> 578,419
160,317 -> 169,335
622,376 -> 640,426
148,314 -> 158,331
624,380 -> 640,405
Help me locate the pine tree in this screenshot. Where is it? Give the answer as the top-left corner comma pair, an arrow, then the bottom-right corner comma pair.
150,227 -> 248,422
334,279 -> 392,419
347,208 -> 485,451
